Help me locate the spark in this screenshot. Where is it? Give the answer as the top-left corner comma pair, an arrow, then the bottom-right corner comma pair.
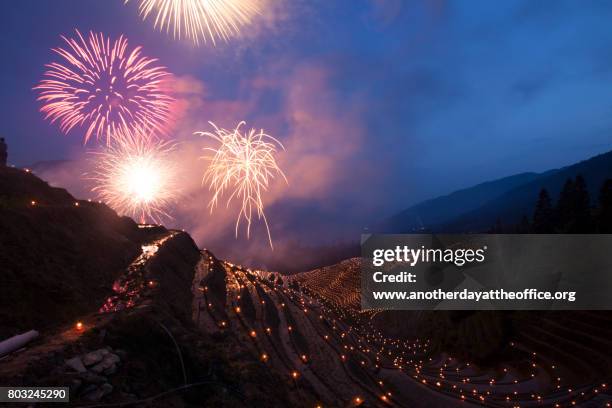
197,121 -> 286,249
126,0 -> 261,45
35,30 -> 174,145
89,132 -> 179,223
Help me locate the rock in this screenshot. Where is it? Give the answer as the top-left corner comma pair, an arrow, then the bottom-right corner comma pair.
107,353 -> 121,364
79,384 -> 98,398
103,365 -> 117,375
121,392 -> 137,400
100,383 -> 113,395
91,353 -> 120,374
82,349 -> 109,366
77,372 -> 107,384
83,383 -> 113,401
65,356 -> 87,373
83,388 -> 103,402
90,363 -> 110,374
70,379 -> 82,394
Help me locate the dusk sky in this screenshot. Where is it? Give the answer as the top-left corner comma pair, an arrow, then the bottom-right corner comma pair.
2,0 -> 612,256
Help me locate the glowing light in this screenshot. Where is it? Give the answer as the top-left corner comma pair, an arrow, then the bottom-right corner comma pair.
75,321 -> 84,331
35,30 -> 174,145
126,0 -> 261,45
198,121 -> 287,249
89,133 -> 179,223
142,244 -> 159,255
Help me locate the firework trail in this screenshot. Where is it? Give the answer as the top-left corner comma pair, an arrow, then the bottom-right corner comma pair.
126,0 -> 261,45
35,30 -> 174,145
89,130 -> 179,224
197,121 -> 287,249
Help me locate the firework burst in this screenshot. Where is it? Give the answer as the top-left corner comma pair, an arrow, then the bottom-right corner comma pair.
126,0 -> 261,45
197,121 -> 286,248
35,30 -> 174,145
89,131 -> 179,224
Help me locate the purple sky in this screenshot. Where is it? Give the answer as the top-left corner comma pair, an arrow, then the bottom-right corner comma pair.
2,0 -> 612,262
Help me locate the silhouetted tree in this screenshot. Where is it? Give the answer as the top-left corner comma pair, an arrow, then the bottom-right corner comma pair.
489,217 -> 504,233
516,215 -> 530,233
556,178 -> 576,232
598,179 -> 612,233
532,189 -> 554,233
572,175 -> 592,232
555,176 -> 591,232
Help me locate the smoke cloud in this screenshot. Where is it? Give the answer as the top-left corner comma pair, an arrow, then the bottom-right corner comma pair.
35,59 -> 369,271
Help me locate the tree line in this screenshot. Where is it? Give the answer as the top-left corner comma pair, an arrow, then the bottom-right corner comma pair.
489,176 -> 612,233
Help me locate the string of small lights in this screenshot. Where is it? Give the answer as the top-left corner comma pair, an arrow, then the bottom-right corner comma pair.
194,251 -> 612,407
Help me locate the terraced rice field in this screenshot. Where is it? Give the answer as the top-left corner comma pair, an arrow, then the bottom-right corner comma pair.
193,252 -> 612,407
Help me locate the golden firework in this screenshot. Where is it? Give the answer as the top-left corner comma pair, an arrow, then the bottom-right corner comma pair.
126,0 -> 261,45
197,121 -> 286,248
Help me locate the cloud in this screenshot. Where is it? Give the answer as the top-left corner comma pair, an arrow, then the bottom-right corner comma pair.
275,65 -> 364,198
152,61 -> 368,261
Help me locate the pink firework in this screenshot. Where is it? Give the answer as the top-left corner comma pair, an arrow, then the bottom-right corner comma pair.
34,30 -> 174,145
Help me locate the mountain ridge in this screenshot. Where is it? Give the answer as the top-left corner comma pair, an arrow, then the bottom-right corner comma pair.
381,149 -> 612,233
378,172 -> 546,232
441,149 -> 612,232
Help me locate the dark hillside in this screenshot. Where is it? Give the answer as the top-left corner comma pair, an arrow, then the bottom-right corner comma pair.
441,150 -> 612,232
0,166 -> 157,338
378,172 -> 544,232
